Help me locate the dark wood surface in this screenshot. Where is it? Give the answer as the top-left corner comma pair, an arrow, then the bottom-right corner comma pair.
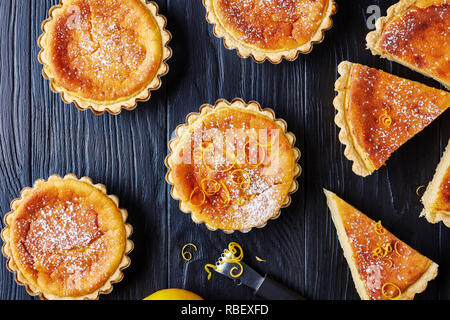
0,0 -> 449,300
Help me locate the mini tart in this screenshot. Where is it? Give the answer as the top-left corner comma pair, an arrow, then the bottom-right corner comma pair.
165,98 -> 301,233
366,0 -> 450,89
421,139 -> 450,227
0,174 -> 133,300
202,0 -> 337,63
334,61 -> 450,177
324,189 -> 438,300
38,0 -> 171,115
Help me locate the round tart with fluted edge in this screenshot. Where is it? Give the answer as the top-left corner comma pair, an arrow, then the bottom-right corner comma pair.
165,98 -> 301,233
38,0 -> 171,115
202,0 -> 337,63
1,174 -> 133,300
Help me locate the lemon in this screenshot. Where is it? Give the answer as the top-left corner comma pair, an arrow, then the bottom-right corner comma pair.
143,288 -> 203,300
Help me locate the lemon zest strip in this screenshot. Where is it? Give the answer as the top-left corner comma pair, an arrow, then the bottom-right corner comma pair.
189,187 -> 206,206
415,185 -> 425,196
394,241 -> 405,257
181,243 -> 198,261
381,282 -> 402,300
255,256 -> 266,262
374,220 -> 387,235
204,264 -> 217,280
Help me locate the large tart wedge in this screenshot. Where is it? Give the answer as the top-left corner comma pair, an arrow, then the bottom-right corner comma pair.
421,139 -> 450,227
366,0 -> 450,89
202,0 -> 337,63
38,0 -> 171,115
165,98 -> 301,233
334,61 -> 449,177
1,174 -> 133,300
323,189 -> 438,300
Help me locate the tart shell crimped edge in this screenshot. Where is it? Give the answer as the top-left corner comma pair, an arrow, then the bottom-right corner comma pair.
366,0 -> 450,89
0,174 -> 134,300
202,0 -> 337,64
333,61 -> 373,177
366,0 -> 416,56
37,0 -> 172,115
420,139 -> 450,228
164,98 -> 302,234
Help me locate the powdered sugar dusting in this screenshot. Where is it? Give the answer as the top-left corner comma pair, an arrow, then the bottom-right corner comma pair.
379,3 -> 450,83
50,0 -> 161,101
348,64 -> 449,169
172,107 -> 297,230
11,191 -> 119,295
337,197 -> 431,300
215,0 -> 328,50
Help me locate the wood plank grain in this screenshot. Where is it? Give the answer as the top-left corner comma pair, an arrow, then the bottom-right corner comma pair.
0,0 -> 448,300
0,0 -> 32,300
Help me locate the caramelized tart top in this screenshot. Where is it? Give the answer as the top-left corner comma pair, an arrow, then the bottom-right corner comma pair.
42,0 -> 163,103
331,192 -> 434,300
376,0 -> 450,87
169,105 -> 298,231
8,179 -> 127,297
345,63 -> 449,170
212,0 -> 332,51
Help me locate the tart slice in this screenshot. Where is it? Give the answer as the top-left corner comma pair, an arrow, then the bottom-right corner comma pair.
202,0 -> 337,63
421,139 -> 450,227
334,61 -> 449,177
366,0 -> 450,89
323,189 -> 438,300
1,174 -> 133,300
38,0 -> 171,115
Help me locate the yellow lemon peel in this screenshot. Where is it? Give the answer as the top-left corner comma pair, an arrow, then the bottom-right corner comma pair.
200,178 -> 221,195
255,256 -> 266,262
394,241 -> 406,257
204,264 -> 217,280
181,243 -> 198,261
189,187 -> 206,206
382,282 -> 402,300
374,220 -> 387,235
415,185 -> 425,196
379,108 -> 392,127
204,242 -> 245,281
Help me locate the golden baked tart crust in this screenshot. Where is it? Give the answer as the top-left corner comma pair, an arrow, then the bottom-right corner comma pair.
165,98 -> 301,233
421,139 -> 450,227
202,0 -> 337,63
324,189 -> 438,300
334,61 -> 449,177
366,0 -> 450,89
38,0 -> 171,115
1,174 -> 133,300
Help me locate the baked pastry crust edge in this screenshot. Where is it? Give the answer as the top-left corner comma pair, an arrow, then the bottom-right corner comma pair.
420,139 -> 450,228
164,98 -> 302,234
37,0 -> 172,115
333,61 -> 374,177
0,173 -> 134,300
366,0 -> 450,89
202,0 -> 337,63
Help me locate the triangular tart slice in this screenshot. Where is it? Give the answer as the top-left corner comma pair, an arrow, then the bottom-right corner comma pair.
334,61 -> 449,177
366,0 -> 450,89
421,139 -> 450,227
324,189 -> 438,300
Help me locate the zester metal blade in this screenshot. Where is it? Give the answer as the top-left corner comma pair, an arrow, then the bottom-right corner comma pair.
214,249 -> 265,291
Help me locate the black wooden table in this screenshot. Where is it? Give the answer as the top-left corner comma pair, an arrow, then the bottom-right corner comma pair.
0,0 -> 449,300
